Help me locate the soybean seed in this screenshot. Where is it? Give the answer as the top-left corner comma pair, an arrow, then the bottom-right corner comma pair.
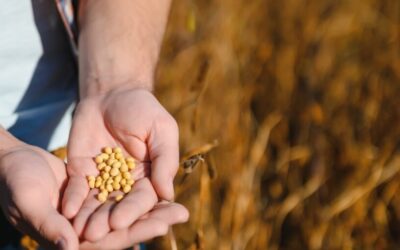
97,162 -> 106,170
100,153 -> 109,160
110,167 -> 119,177
102,172 -> 110,180
127,179 -> 134,186
123,185 -> 131,193
89,146 -> 137,202
127,161 -> 135,170
112,161 -> 121,169
95,155 -> 103,164
88,179 -> 95,189
115,194 -> 124,202
97,193 -> 107,203
113,147 -> 122,154
112,182 -> 121,190
106,158 -> 115,166
114,175 -> 122,183
120,164 -> 128,172
103,147 -> 112,154
115,152 -> 123,160
122,172 -> 131,179
106,184 -> 114,192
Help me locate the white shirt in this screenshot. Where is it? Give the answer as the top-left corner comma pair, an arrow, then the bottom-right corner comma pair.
0,0 -> 78,151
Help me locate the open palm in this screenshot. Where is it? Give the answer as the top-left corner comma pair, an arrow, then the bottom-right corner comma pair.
62,88 -> 183,242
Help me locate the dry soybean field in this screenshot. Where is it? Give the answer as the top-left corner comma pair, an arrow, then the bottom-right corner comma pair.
150,0 -> 400,249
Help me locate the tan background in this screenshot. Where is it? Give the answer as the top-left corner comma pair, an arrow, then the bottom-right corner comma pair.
151,0 -> 400,249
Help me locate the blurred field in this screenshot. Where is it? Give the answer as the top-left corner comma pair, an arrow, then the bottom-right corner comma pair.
151,0 -> 400,249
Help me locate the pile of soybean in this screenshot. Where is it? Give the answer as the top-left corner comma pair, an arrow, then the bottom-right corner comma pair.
87,146 -> 136,202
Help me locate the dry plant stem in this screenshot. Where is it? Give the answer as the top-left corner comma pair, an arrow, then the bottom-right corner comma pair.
270,172 -> 325,250
168,228 -> 178,250
307,156 -> 400,249
219,113 -> 281,249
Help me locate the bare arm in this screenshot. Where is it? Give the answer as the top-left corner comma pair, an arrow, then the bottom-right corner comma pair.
78,0 -> 172,97
63,1 -> 186,244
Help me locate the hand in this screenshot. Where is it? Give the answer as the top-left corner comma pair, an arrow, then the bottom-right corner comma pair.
79,201 -> 188,250
62,87 -> 185,241
0,145 -> 78,250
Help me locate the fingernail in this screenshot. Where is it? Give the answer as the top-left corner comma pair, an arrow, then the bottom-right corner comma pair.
56,238 -> 67,250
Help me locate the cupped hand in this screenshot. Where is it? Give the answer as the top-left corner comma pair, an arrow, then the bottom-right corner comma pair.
0,145 -> 78,250
79,200 -> 188,250
62,88 -> 183,241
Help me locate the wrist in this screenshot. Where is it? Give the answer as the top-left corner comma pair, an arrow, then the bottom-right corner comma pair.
80,76 -> 154,98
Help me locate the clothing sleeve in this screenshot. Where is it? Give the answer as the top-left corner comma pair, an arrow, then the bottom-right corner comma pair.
54,0 -> 78,56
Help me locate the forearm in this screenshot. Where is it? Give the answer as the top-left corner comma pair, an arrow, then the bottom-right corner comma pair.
78,0 -> 172,97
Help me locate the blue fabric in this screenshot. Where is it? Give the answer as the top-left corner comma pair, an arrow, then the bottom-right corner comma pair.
0,0 -> 78,150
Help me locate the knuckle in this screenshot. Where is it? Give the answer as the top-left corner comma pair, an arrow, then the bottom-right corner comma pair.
168,116 -> 179,132
157,114 -> 179,134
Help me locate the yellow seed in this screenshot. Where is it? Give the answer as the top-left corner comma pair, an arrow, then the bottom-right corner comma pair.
95,179 -> 102,188
127,161 -> 135,170
115,194 -> 124,202
101,190 -> 109,196
106,184 -> 114,192
123,185 -> 131,193
106,158 -> 115,166
120,163 -> 128,172
88,179 -> 95,189
91,148 -> 138,201
112,161 -> 122,169
110,167 -> 119,177
87,176 -> 95,181
97,193 -> 107,203
104,165 -> 112,172
114,175 -> 122,183
120,179 -> 127,186
122,172 -> 131,179
95,155 -> 103,164
97,162 -> 106,170
115,152 -> 123,160
112,182 -> 121,190
100,153 -> 110,160
102,172 -> 110,180
127,179 -> 134,185
103,147 -> 112,154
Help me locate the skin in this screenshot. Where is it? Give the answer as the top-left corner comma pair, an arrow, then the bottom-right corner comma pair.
0,142 -> 79,249
0,141 -> 188,249
62,88 -> 183,242
0,0 -> 188,248
63,0 -> 188,246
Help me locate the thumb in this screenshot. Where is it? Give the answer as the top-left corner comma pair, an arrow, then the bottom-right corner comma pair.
28,205 -> 79,250
148,116 -> 180,201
